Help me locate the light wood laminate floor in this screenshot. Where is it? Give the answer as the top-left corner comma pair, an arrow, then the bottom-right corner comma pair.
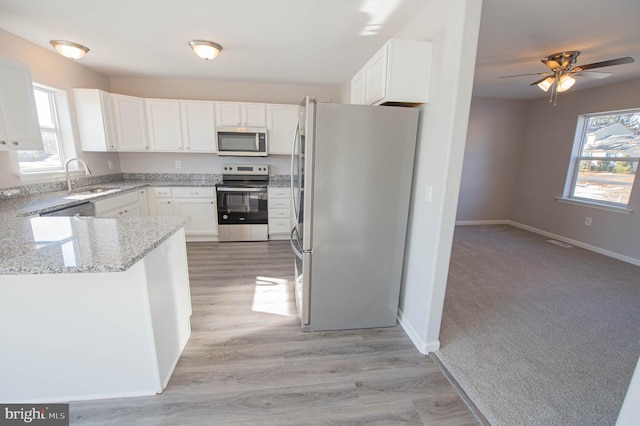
69,241 -> 479,425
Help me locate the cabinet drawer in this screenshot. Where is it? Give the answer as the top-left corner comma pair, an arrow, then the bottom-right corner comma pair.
153,187 -> 172,198
268,187 -> 290,199
269,198 -> 290,209
269,220 -> 292,234
268,208 -> 290,219
172,187 -> 215,198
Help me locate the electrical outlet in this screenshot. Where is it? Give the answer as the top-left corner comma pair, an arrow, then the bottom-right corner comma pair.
175,160 -> 181,169
585,217 -> 592,226
107,160 -> 113,170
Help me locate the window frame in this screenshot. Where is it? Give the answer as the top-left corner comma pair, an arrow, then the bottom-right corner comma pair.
564,108 -> 639,210
16,83 -> 77,183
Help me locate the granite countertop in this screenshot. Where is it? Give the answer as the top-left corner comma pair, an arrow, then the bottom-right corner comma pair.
0,216 -> 189,275
0,173 -> 292,275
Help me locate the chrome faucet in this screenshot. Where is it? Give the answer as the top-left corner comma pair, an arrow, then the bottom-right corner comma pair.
64,157 -> 92,192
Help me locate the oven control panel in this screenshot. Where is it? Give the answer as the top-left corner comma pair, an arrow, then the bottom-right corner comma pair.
222,164 -> 269,176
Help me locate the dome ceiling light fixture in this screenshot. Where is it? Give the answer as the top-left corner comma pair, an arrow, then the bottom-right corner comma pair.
50,40 -> 89,59
188,40 -> 223,60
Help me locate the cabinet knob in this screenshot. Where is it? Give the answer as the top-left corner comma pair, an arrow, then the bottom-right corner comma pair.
0,140 -> 6,145
11,141 -> 19,146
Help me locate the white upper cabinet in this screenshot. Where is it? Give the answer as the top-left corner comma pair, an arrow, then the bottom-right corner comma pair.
266,104 -> 299,155
146,99 -> 183,151
180,101 -> 216,152
113,93 -> 149,151
73,89 -> 119,151
351,39 -> 433,106
215,102 -> 266,127
0,57 -> 43,151
146,99 -> 217,153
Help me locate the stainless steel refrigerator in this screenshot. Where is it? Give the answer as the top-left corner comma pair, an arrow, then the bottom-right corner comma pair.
290,97 -> 419,331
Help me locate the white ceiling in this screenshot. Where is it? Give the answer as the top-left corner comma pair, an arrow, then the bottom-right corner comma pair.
1,0 -> 639,100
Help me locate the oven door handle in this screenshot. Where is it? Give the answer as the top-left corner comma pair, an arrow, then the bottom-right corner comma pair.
216,187 -> 266,193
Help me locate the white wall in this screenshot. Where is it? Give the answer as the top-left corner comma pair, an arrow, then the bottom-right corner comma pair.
396,0 -> 483,353
512,78 -> 640,262
456,97 -> 527,221
109,77 -> 339,105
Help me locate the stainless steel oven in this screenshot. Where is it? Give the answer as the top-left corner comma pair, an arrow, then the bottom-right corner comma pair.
216,164 -> 269,241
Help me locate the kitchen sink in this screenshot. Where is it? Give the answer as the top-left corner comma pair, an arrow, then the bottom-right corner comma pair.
64,186 -> 122,200
73,186 -> 120,195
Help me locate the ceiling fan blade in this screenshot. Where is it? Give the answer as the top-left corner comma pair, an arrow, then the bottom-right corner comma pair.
578,57 -> 635,70
541,59 -> 561,69
499,72 -> 550,79
530,76 -> 553,86
576,71 -> 611,79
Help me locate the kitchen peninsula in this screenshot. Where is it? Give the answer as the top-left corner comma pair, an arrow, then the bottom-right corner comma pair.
0,214 -> 192,402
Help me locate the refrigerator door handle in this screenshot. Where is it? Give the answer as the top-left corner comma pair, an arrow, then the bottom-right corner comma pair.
290,119 -> 301,222
290,227 -> 303,260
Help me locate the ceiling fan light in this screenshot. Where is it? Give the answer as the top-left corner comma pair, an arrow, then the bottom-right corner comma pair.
188,40 -> 223,60
50,40 -> 89,59
557,74 -> 576,92
537,77 -> 554,92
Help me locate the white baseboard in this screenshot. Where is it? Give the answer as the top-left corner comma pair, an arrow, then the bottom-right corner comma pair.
455,219 -> 510,226
397,309 -> 440,355
455,220 -> 640,267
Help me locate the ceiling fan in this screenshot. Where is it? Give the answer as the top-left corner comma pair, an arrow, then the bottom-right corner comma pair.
500,51 -> 635,104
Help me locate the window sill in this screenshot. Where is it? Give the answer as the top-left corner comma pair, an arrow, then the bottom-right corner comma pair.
19,170 -> 84,184
555,197 -> 634,214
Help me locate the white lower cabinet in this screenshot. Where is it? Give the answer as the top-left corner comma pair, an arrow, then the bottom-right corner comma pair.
93,191 -> 141,217
268,187 -> 293,240
148,187 -> 218,241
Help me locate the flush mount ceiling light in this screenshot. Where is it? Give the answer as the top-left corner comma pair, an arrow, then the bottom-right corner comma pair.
188,40 -> 223,60
50,40 -> 89,59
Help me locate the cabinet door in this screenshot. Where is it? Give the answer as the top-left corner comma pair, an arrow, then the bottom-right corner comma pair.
173,198 -> 217,236
267,104 -> 298,155
100,91 -> 119,150
146,99 -> 183,151
138,189 -> 149,216
364,45 -> 388,105
215,102 -> 242,126
0,58 -> 43,150
216,102 -> 266,127
155,199 -> 174,216
113,94 -> 149,151
350,69 -> 365,105
73,89 -> 119,151
243,103 -> 266,127
181,101 -> 216,152
0,114 -> 7,151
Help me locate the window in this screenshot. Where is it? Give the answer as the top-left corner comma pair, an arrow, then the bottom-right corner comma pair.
18,85 -> 66,173
566,109 -> 639,207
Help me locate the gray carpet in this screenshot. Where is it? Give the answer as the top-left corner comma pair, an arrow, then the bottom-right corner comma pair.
435,225 -> 640,426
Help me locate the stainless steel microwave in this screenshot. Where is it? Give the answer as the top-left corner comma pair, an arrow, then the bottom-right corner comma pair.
216,127 -> 268,156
